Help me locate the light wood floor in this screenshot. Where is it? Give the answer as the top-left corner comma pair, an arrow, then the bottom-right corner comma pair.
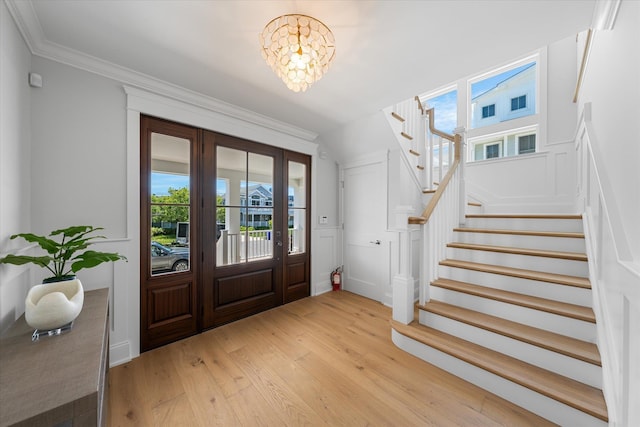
108,291 -> 555,426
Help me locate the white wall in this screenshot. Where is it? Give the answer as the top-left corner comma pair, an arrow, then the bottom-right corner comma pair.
0,1 -> 33,333
578,0 -> 640,261
465,37 -> 578,212
575,1 -> 640,424
4,45 -> 340,364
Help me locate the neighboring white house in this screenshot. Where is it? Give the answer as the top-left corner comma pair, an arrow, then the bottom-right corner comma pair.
469,63 -> 538,161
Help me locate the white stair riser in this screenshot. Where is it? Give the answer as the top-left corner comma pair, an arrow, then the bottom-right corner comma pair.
453,231 -> 586,253
429,286 -> 596,341
392,331 -> 607,427
464,217 -> 583,232
465,205 -> 483,214
446,247 -> 588,277
420,310 -> 602,388
438,265 -> 593,306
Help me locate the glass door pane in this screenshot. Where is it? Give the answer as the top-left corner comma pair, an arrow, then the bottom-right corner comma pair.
288,160 -> 306,254
150,133 -> 191,276
215,147 -> 274,265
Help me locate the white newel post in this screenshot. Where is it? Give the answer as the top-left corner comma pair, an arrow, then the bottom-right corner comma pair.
454,126 -> 467,226
392,206 -> 417,324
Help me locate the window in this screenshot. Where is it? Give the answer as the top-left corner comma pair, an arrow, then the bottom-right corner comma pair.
470,61 -> 536,130
518,134 -> 536,154
482,104 -> 495,118
511,95 -> 527,111
422,88 -> 458,134
485,143 -> 501,159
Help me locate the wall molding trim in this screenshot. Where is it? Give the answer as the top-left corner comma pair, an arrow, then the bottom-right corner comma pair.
5,0 -> 318,143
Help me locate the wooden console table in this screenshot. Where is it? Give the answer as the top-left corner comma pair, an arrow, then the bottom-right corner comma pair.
0,288 -> 109,427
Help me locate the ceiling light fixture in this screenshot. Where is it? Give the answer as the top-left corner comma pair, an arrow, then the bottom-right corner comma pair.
259,14 -> 336,93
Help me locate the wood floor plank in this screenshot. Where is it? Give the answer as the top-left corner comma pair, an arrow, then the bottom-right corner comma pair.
107,357 -> 155,426
151,393 -> 199,427
167,338 -> 242,426
109,291 -> 556,426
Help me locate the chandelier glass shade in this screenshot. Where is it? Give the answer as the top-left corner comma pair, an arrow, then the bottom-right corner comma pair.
259,14 -> 336,92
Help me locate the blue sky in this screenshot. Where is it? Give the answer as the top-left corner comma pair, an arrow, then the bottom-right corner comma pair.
151,172 -> 189,195
471,62 -> 535,99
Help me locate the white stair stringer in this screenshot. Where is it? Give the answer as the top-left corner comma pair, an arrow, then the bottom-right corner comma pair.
419,309 -> 602,388
391,329 -> 607,427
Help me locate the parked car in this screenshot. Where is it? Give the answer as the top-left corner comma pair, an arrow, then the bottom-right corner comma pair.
151,241 -> 189,272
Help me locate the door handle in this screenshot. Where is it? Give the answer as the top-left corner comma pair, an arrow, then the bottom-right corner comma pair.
369,240 -> 381,245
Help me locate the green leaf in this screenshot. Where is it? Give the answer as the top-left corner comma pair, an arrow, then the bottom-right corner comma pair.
10,233 -> 60,254
70,250 -> 127,273
0,254 -> 53,269
50,225 -> 97,238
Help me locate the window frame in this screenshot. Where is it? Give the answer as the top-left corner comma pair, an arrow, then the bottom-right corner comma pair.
482,104 -> 496,119
510,95 -> 527,111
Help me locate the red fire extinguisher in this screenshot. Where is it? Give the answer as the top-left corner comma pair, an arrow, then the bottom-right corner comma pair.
331,267 -> 342,291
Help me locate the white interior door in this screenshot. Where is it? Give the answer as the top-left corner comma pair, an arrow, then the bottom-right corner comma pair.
342,157 -> 389,302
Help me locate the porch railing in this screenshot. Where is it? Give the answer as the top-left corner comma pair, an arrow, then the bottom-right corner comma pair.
217,229 -> 299,265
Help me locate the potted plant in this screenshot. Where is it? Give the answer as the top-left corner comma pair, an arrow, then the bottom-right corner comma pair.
0,225 -> 127,333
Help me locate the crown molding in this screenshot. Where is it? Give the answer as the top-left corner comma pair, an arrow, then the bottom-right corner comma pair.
4,0 -> 319,143
591,0 -> 621,30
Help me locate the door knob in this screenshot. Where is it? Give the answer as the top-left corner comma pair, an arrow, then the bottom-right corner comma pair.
369,240 -> 381,245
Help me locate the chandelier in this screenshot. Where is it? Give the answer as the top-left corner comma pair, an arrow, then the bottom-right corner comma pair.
259,14 -> 336,92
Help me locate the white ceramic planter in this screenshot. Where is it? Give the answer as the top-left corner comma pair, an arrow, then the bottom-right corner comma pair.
25,279 -> 84,330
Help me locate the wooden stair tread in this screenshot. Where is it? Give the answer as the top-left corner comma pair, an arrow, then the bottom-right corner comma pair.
391,320 -> 608,422
440,259 -> 591,289
391,111 -> 405,122
447,242 -> 588,261
401,131 -> 413,140
467,202 -> 482,207
453,227 -> 585,239
431,278 -> 595,323
419,300 -> 601,365
466,214 -> 582,220
422,189 -> 436,194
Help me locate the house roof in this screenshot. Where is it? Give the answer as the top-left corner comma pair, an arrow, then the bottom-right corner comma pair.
7,1 -> 596,146
472,62 -> 537,101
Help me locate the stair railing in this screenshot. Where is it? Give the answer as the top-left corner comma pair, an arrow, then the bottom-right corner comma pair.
392,101 -> 466,324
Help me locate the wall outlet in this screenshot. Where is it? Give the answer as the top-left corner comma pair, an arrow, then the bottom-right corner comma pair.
319,216 -> 328,225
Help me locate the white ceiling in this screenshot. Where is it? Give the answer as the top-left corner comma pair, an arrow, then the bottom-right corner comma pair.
10,0 -> 596,139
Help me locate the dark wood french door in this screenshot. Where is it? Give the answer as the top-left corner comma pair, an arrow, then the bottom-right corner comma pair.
140,116 -> 310,351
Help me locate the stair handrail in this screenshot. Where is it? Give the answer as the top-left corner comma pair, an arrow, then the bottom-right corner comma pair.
392,103 -> 466,325
409,104 -> 462,224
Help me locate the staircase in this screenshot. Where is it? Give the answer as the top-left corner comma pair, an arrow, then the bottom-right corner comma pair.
391,214 -> 608,426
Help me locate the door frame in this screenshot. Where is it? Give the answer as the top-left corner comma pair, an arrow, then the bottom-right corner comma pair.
339,150 -> 391,305
140,115 -> 312,350
124,86 -> 320,361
